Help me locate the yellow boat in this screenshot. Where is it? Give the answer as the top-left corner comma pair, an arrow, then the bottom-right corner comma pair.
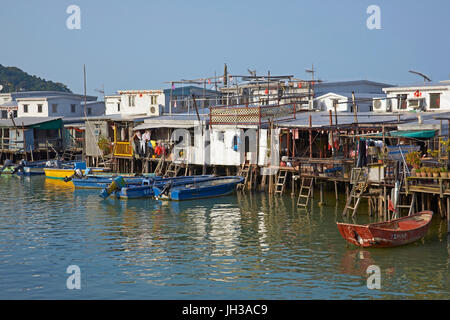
44,167 -> 109,180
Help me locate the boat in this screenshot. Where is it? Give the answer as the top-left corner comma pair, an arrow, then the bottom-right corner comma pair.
15,160 -> 48,176
336,211 -> 433,248
72,174 -> 152,189
44,161 -> 109,180
115,175 -> 215,199
152,176 -> 244,201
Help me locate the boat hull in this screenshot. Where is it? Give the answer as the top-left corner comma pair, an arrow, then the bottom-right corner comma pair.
72,176 -> 148,189
153,176 -> 244,201
337,211 -> 433,248
44,168 -> 108,180
116,175 -> 215,199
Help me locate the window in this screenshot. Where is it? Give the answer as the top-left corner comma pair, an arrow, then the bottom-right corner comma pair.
23,104 -> 28,113
409,99 -> 419,108
52,104 -> 57,113
13,110 -> 17,118
128,95 -> 135,107
397,94 -> 407,109
430,93 -> 440,109
87,108 -> 92,115
71,104 -> 76,113
1,111 -> 7,119
117,103 -> 120,112
38,104 -> 43,113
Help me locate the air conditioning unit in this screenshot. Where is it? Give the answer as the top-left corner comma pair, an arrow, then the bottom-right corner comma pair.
373,99 -> 391,113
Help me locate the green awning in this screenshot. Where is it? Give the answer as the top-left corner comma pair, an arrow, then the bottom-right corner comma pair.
372,129 -> 437,139
30,119 -> 63,130
386,130 -> 437,139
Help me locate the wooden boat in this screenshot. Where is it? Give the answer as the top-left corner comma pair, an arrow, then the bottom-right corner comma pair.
153,176 -> 244,201
113,175 -> 214,199
71,174 -> 155,189
336,211 -> 433,248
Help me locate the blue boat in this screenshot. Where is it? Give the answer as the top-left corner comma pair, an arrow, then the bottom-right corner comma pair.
72,175 -> 151,189
112,175 -> 215,199
152,176 -> 244,201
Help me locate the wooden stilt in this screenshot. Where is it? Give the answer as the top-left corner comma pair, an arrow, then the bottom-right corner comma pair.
335,181 -> 339,202
447,196 -> 450,233
318,182 -> 325,206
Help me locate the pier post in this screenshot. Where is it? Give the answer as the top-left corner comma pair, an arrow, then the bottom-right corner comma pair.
318,182 -> 325,206
335,181 -> 339,202
447,196 -> 450,233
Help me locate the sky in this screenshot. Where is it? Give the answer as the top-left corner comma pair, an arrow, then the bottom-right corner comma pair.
0,0 -> 449,98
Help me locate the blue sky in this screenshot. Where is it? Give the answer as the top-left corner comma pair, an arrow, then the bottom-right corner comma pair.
0,0 -> 449,97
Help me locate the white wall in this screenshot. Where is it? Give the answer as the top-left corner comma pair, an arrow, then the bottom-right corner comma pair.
17,97 -> 104,117
105,96 -> 121,115
386,88 -> 450,112
119,91 -> 164,116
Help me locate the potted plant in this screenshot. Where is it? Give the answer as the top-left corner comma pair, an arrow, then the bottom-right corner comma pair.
406,151 -> 421,170
440,167 -> 448,178
432,167 -> 440,178
412,168 -> 419,177
420,168 -> 427,177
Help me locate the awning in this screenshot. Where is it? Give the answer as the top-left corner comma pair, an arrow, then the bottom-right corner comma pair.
384,129 -> 437,139
29,118 -> 63,130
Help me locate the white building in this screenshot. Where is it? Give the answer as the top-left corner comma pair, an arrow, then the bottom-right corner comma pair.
16,94 -> 103,118
313,80 -> 394,113
105,90 -> 164,117
315,92 -> 385,112
377,84 -> 450,113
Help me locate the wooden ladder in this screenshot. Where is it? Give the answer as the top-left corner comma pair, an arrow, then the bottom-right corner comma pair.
237,161 -> 251,191
396,191 -> 416,216
165,162 -> 180,177
275,169 -> 289,195
154,156 -> 166,175
297,177 -> 314,208
343,169 -> 369,217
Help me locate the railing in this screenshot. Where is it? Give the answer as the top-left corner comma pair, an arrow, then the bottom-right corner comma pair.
209,103 -> 300,126
114,141 -> 133,157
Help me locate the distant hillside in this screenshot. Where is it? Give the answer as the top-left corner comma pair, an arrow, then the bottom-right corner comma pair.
0,64 -> 71,93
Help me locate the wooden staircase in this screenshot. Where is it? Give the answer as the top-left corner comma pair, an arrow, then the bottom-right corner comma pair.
297,177 -> 314,209
275,169 -> 289,195
343,168 -> 369,217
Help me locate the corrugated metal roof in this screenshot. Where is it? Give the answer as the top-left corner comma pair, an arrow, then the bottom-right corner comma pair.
0,116 -> 63,127
275,111 -> 419,128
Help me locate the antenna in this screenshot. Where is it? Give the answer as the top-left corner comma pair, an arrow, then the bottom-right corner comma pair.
408,70 -> 432,84
247,68 -> 256,77
305,64 -> 315,81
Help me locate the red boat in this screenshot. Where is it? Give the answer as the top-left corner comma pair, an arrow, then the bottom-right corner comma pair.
337,211 -> 433,248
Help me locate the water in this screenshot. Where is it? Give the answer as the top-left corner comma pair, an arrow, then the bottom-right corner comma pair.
0,175 -> 448,299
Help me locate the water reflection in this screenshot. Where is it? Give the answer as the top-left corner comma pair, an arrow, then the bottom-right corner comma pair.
0,178 -> 448,299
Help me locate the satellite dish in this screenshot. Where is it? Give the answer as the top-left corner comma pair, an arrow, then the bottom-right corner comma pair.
0,85 -> 3,92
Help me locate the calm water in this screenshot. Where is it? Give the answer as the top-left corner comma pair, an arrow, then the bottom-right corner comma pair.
0,175 -> 448,299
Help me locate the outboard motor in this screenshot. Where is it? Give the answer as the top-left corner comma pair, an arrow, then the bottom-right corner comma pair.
64,168 -> 84,183
12,159 -> 27,174
157,180 -> 173,198
0,159 -> 13,172
99,176 -> 126,199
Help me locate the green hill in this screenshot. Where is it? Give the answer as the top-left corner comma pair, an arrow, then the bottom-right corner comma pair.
0,64 -> 71,93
